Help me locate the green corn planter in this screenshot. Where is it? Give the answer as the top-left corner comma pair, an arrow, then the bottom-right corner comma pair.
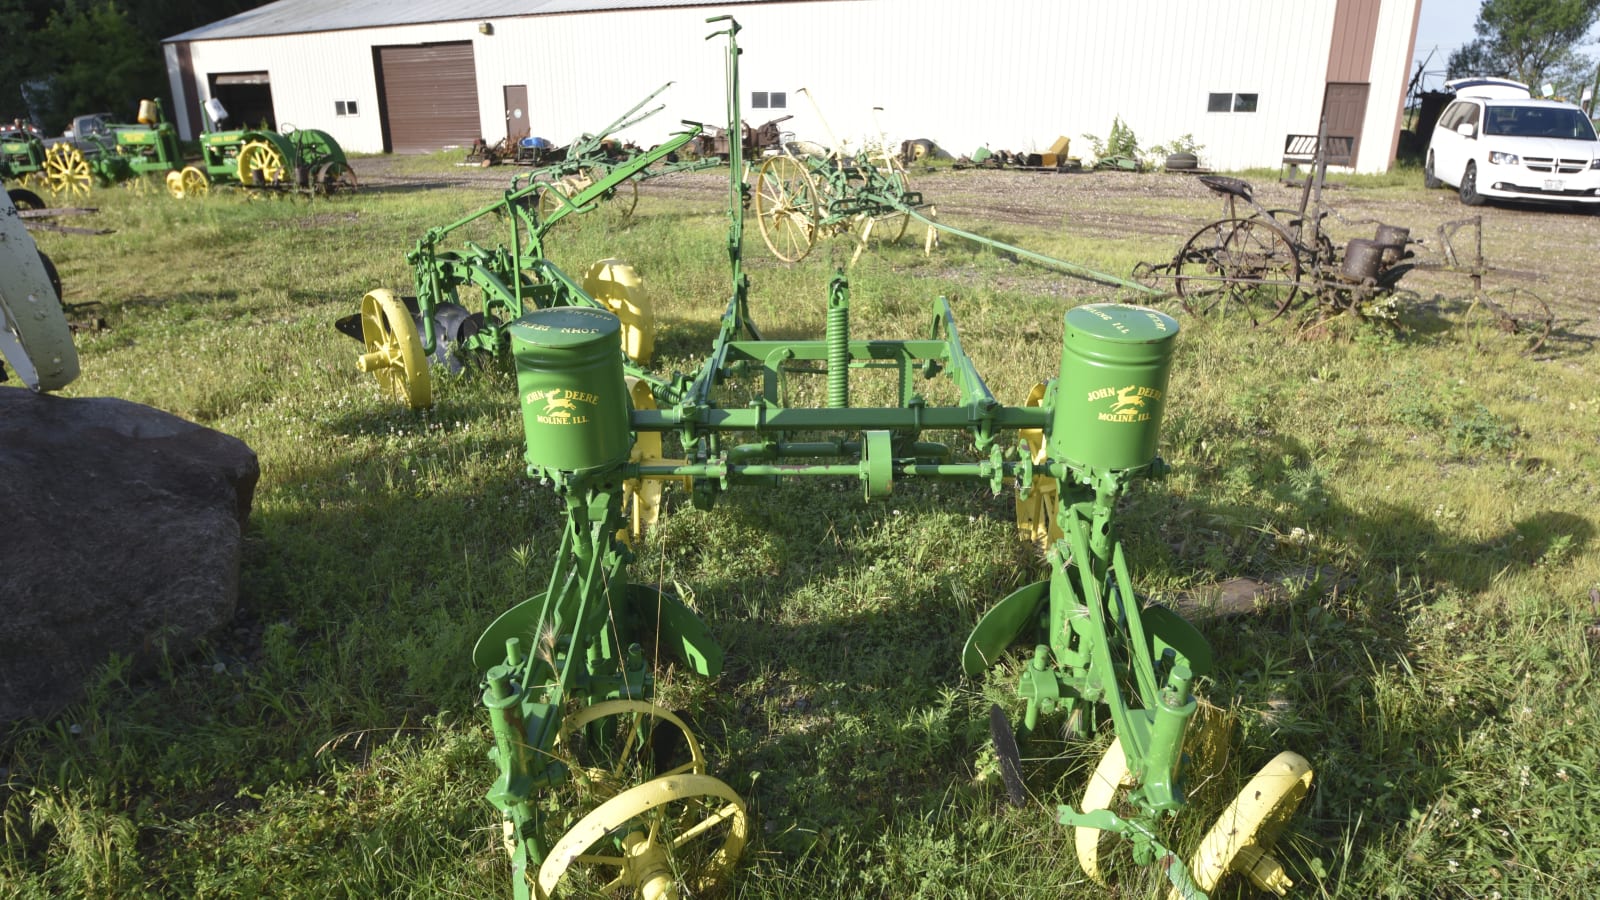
1052,303 -> 1179,471
509,306 -> 630,474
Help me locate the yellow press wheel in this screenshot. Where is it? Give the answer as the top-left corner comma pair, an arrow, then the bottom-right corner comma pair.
619,378 -> 689,545
237,140 -> 287,189
753,154 -> 819,263
1074,736 -> 1137,884
1171,751 -> 1313,899
535,773 -> 748,900
354,289 -> 431,409
555,701 -> 709,804
1014,382 -> 1060,549
43,144 -> 92,198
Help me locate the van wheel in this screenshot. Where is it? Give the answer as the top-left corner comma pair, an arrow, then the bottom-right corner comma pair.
1459,161 -> 1485,206
1423,152 -> 1441,189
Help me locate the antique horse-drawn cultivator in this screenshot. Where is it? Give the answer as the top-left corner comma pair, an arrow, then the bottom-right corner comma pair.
749,97 -> 1160,296
350,19 -> 1314,899
1134,173 -> 1419,327
1134,171 -> 1552,350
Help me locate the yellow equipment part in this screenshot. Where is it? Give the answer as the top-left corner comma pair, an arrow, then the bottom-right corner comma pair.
1014,382 -> 1061,548
1174,751 -> 1314,898
355,289 -> 431,409
583,259 -> 655,364
554,700 -> 708,804
180,166 -> 209,199
237,140 -> 286,188
43,144 -> 92,198
1074,736 -> 1136,884
165,170 -> 186,199
620,377 -> 689,544
536,772 -> 748,900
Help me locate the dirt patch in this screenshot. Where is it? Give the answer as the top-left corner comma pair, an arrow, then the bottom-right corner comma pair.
350,154 -> 1599,341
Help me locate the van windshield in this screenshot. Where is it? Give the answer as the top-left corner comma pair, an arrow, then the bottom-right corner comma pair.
1484,105 -> 1598,140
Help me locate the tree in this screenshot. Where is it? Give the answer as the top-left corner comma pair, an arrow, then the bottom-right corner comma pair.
1448,0 -> 1600,96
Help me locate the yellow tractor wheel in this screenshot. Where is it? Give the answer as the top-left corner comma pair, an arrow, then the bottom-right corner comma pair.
354,289 -> 431,409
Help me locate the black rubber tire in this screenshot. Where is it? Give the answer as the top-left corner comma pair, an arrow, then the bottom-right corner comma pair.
1166,152 -> 1199,171
7,187 -> 45,210
1423,152 -> 1441,190
37,251 -> 62,302
1459,161 -> 1485,206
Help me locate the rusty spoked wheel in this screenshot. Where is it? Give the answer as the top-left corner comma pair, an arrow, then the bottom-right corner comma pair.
1173,218 -> 1301,325
753,154 -> 820,262
1465,287 -> 1553,355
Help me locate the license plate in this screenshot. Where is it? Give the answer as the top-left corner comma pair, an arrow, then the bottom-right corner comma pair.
1545,179 -> 1564,191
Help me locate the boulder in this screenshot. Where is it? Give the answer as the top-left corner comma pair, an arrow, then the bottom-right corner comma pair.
0,387 -> 259,722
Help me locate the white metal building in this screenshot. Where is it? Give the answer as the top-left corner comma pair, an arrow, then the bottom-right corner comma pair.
163,0 -> 1422,173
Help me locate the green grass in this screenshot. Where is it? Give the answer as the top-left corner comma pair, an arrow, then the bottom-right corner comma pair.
4,166 -> 1598,899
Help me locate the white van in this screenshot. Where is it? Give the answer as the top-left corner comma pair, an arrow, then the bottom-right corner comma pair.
1424,77 -> 1600,208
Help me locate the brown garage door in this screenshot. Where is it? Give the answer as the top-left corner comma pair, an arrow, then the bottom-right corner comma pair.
373,42 -> 480,153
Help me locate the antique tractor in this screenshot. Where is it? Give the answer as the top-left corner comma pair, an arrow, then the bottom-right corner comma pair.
1,121 -> 51,203
357,19 -> 1315,900
191,104 -> 358,198
35,100 -> 185,198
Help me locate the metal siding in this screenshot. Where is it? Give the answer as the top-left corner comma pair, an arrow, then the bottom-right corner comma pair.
376,43 -> 481,152
1327,0 -> 1381,82
169,0 -> 1416,171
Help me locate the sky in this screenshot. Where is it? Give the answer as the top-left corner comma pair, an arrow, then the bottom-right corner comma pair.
1411,0 -> 1483,91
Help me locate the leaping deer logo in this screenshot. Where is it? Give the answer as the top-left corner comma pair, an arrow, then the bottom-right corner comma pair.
543,396 -> 578,415
1109,386 -> 1145,415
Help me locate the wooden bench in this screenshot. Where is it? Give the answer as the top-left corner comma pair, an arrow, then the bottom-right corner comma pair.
1281,134 -> 1355,183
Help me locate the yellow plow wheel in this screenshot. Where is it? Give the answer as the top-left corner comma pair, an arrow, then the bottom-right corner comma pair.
1173,751 -> 1313,898
43,144 -> 92,198
555,700 -> 710,804
1074,736 -> 1137,884
536,773 -> 748,900
354,289 -> 431,409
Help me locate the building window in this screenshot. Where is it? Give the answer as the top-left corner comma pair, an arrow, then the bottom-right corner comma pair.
1208,92 -> 1257,113
335,100 -> 359,117
750,92 -> 786,110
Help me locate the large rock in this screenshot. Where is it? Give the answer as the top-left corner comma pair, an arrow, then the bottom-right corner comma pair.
0,387 -> 259,722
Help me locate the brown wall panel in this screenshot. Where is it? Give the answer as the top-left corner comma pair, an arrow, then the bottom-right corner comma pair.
1327,0 -> 1382,82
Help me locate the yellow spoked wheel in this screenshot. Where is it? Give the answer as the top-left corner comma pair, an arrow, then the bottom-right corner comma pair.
1173,751 -> 1313,899
753,155 -> 819,263
555,701 -> 709,804
536,773 -> 748,900
237,140 -> 287,189
537,176 -> 584,225
178,165 -> 210,199
1074,736 -> 1137,884
354,289 -> 431,409
1014,382 -> 1060,549
43,144 -> 92,198
619,378 -> 689,545
165,170 -> 186,198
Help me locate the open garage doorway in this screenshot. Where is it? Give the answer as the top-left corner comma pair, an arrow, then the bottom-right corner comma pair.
208,72 -> 275,130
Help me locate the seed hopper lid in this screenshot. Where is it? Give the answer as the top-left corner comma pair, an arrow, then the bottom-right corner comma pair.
509,306 -> 621,350
1064,303 -> 1178,344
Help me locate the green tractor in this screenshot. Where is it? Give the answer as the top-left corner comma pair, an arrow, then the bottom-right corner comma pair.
1,121 -> 50,207
38,100 -> 185,198
189,97 -> 357,198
